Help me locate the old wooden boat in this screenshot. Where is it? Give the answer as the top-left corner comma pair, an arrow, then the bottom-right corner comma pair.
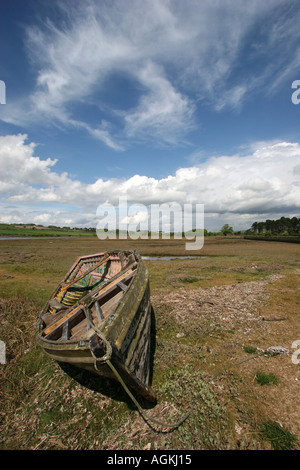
36,251 -> 155,402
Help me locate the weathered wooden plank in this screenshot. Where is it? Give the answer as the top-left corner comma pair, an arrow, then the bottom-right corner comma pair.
37,251 -> 155,402
117,280 -> 128,292
43,267 -> 136,336
59,254 -> 110,290
44,308 -> 83,340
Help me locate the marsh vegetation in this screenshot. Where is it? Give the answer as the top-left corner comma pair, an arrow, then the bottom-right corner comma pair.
0,236 -> 299,449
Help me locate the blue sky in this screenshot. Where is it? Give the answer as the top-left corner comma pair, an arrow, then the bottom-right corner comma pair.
1,0 -> 300,232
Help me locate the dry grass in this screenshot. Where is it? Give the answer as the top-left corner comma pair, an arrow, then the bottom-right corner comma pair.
0,236 -> 299,449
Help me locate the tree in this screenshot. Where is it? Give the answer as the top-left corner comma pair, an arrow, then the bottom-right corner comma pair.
221,224 -> 233,236
251,221 -> 258,233
257,222 -> 265,233
248,217 -> 300,235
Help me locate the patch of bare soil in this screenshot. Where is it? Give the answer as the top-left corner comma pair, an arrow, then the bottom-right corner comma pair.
152,274 -> 283,337
150,274 -> 300,448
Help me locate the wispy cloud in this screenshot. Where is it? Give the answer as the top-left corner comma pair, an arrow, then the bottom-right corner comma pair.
124,62 -> 195,144
3,0 -> 300,148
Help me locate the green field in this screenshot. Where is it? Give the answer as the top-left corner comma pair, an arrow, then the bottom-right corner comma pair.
0,236 -> 299,450
0,223 -> 96,238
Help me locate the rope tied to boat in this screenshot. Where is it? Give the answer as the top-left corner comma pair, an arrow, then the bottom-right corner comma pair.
84,305 -> 112,364
106,359 -> 196,432
84,304 -> 288,433
84,304 -> 195,431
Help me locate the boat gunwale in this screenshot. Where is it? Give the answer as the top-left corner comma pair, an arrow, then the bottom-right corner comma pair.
36,250 -> 156,401
36,250 -> 146,348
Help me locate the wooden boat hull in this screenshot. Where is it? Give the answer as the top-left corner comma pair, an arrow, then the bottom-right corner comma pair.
36,251 -> 155,402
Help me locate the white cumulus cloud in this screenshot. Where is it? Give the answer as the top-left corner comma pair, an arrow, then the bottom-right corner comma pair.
0,134 -> 300,230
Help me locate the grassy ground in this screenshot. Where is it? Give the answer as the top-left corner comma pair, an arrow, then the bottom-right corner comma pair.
0,236 -> 299,450
0,223 -> 96,237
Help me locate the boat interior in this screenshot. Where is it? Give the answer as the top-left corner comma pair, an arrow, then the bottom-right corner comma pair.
40,252 -> 137,343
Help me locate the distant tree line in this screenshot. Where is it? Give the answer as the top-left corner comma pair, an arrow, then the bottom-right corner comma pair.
246,217 -> 300,235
